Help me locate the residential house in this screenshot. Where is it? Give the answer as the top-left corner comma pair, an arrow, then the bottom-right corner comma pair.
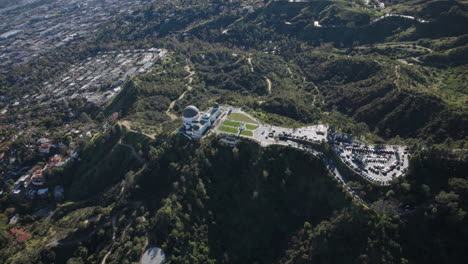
38,143 -> 51,154
31,169 -> 45,186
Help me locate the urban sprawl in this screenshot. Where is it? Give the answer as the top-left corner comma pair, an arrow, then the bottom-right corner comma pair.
0,0 -> 160,73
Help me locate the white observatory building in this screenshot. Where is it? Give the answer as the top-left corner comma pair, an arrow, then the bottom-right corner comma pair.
180,103 -> 222,139
183,105 -> 200,129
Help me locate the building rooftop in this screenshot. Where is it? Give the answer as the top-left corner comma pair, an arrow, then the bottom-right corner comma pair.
183,105 -> 199,118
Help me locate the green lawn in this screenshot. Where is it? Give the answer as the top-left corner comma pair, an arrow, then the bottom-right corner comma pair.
240,130 -> 253,136
227,113 -> 257,124
218,126 -> 238,134
245,124 -> 259,130
223,120 -> 241,127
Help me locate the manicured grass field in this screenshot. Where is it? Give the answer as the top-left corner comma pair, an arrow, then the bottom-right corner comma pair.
240,130 -> 253,136
227,113 -> 257,124
223,120 -> 241,127
245,124 -> 259,130
218,126 -> 238,134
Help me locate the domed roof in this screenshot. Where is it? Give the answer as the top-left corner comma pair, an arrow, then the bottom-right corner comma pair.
183,105 -> 199,118
213,102 -> 219,109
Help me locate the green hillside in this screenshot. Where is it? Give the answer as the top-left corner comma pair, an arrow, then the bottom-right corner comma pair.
0,0 -> 467,263
2,132 -> 467,263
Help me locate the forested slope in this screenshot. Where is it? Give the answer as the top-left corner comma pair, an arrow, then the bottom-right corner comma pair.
3,127 -> 467,263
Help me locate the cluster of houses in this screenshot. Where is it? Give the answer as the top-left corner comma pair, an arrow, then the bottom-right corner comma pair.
9,228 -> 31,243
0,0 -> 160,73
0,131 -> 83,201
31,48 -> 167,107
0,0 -> 268,73
0,60 -> 122,200
0,110 -> 119,245
11,152 -> 69,200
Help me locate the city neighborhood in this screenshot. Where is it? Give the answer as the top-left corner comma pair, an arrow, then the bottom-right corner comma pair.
35,48 -> 168,106
0,0 -> 161,73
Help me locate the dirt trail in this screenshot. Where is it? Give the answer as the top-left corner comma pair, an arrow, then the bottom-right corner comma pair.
166,63 -> 195,120
309,81 -> 322,107
39,210 -> 55,231
358,43 -> 432,53
182,17 -> 215,33
119,120 -> 155,139
247,55 -> 254,72
390,44 -> 432,53
101,251 -> 112,264
394,65 -> 401,92
265,77 -> 272,95
100,216 -> 117,264
247,54 -> 271,95
286,66 -> 294,78
101,211 -> 137,264
120,143 -> 145,163
140,232 -> 150,256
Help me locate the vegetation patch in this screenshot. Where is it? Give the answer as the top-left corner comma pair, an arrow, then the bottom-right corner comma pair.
245,124 -> 259,130
218,126 -> 238,134
227,113 -> 257,124
240,130 -> 254,136
223,120 -> 241,127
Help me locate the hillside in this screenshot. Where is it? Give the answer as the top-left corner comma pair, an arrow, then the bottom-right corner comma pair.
0,0 -> 467,263
1,0 -> 466,144
80,0 -> 467,143
2,127 -> 467,263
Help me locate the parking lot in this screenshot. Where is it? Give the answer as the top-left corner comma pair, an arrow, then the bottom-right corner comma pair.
252,124 -> 327,147
333,142 -> 409,185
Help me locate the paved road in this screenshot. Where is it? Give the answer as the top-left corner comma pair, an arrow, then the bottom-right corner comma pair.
284,142 -> 370,206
